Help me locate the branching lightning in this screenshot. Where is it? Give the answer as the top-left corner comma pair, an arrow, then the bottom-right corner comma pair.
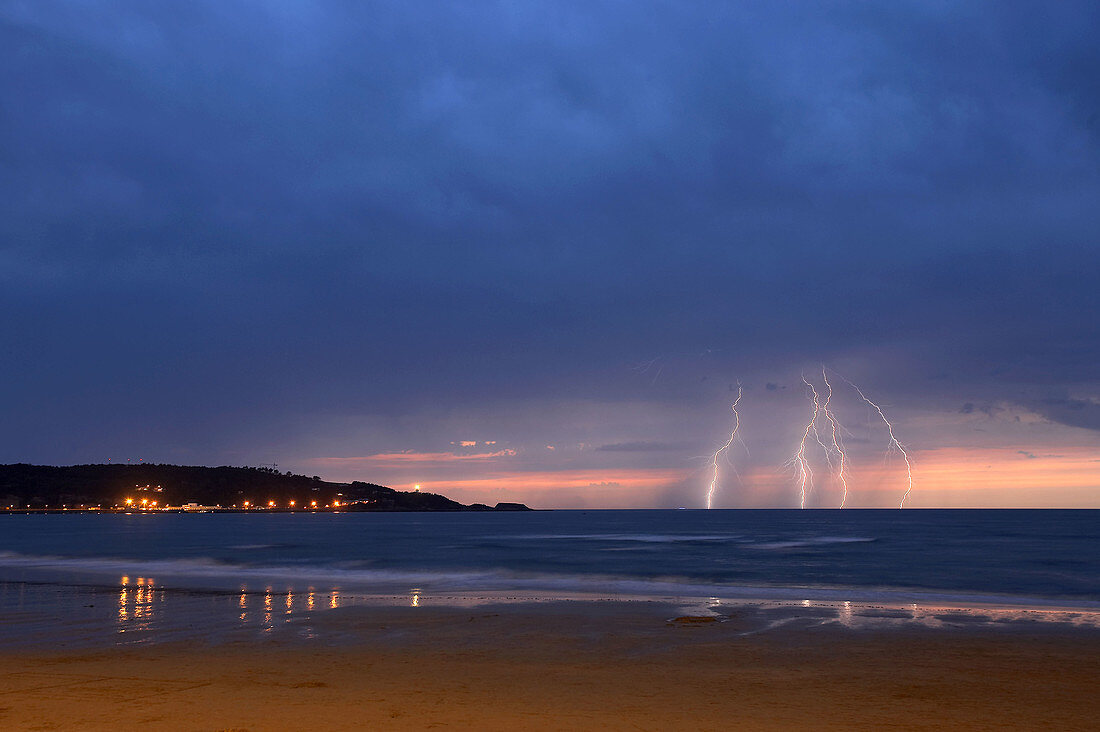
698,368 -> 911,508
706,383 -> 743,509
789,374 -> 823,510
788,368 -> 898,509
819,368 -> 850,509
834,374 -> 914,508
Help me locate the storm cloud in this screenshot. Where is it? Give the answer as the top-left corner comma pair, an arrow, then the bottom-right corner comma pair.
1,2 -> 1098,504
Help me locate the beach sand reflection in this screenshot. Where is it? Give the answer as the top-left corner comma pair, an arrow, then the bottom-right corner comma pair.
117,576 -> 160,635
4,577 -> 1098,651
228,585 -> 327,636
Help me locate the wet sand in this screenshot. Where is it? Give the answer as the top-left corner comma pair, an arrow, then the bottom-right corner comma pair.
2,601 -> 1098,731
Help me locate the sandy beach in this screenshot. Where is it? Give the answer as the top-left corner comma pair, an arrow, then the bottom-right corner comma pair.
2,601 -> 1098,731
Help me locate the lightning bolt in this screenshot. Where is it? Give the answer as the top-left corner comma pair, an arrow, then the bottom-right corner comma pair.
789,374 -> 825,509
706,383 -> 743,509
833,371 -> 914,508
819,367 -> 850,508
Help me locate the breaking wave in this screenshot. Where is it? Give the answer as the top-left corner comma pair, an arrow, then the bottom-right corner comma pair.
0,550 -> 1095,611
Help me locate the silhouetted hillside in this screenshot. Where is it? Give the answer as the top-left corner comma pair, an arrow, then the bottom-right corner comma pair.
0,464 -> 530,511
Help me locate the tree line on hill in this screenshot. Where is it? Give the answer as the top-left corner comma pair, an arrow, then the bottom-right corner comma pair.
0,463 -> 530,511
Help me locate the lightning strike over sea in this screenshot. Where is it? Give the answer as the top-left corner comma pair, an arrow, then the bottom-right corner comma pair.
789,375 -> 824,509
781,368 -> 909,508
705,382 -> 743,509
833,371 -> 915,508
819,368 -> 850,508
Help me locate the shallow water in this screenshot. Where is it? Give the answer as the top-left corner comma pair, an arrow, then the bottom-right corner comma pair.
1,510 -> 1097,599
1,510 -> 1098,645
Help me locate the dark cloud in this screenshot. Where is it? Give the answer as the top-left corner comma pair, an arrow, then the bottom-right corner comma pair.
0,2 -> 1098,472
1028,397 -> 1100,432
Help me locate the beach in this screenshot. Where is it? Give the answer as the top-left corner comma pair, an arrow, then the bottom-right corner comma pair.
3,601 -> 1099,731
2,511 -> 1098,729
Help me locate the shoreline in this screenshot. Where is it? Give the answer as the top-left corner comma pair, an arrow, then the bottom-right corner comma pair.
2,511 -> 1095,727
3,600 -> 1099,730
3,575 -> 1099,653
4,558 -> 1100,613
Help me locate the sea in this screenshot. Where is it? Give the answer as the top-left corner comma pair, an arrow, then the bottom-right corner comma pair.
1,509 -> 1097,645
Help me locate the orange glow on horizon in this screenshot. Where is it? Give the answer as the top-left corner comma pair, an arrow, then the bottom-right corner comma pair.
301,437 -> 1100,508
399,467 -> 686,494
310,448 -> 518,467
908,446 -> 1100,491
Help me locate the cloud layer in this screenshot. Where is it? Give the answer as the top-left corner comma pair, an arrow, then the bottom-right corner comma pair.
1,2 -> 1098,505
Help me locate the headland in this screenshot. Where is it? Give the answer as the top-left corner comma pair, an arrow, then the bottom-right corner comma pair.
0,463 -> 531,512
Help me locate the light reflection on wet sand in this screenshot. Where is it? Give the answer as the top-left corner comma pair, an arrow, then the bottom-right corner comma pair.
262,585 -> 273,631
3,577 -> 1100,650
684,598 -> 1100,635
116,575 -> 163,635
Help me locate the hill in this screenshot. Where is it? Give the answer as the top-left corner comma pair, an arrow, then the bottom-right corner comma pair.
0,463 -> 531,512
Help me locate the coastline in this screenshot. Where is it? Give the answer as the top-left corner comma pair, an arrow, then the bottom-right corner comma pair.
2,510 -> 1096,729
4,573 -> 1100,653
3,600 -> 1099,730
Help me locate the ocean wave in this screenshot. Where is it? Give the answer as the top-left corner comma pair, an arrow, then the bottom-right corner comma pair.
499,533 -> 877,548
748,536 -> 876,550
0,551 -> 497,590
0,550 -> 1095,611
497,533 -> 740,543
227,543 -> 302,551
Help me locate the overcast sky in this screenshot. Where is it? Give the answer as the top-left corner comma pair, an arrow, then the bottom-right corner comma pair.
2,2 -> 1098,507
